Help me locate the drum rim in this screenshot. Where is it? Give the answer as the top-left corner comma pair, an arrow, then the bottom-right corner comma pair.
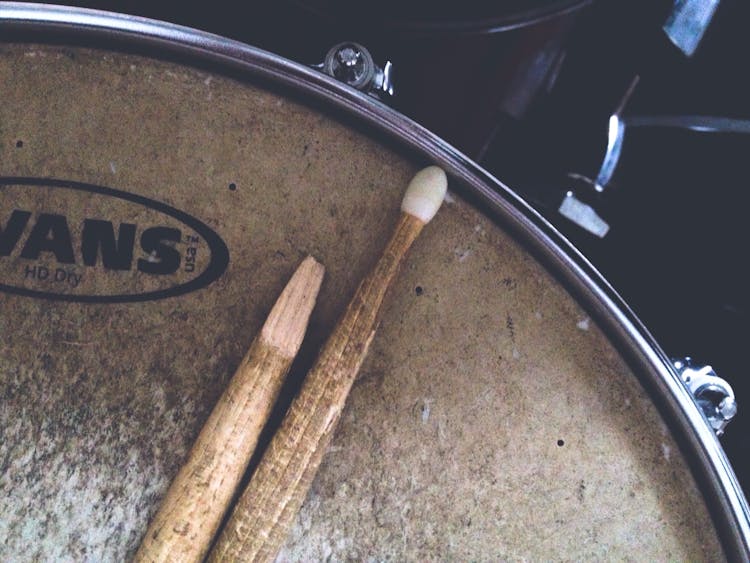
1,2 -> 748,558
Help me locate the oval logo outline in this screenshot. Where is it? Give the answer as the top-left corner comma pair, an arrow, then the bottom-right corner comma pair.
0,177 -> 230,303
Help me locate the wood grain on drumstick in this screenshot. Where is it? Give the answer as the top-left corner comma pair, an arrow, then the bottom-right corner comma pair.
208,166 -> 448,563
133,256 -> 324,563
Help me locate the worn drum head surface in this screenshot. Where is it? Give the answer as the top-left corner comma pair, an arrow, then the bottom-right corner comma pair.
0,44 -> 723,560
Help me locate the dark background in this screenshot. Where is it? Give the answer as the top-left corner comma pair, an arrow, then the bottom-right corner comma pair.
14,0 -> 750,501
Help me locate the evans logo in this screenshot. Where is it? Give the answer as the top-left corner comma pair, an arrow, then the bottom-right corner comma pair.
0,178 -> 229,302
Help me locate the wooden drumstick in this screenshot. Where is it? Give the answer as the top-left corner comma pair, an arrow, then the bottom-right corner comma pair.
133,256 -> 324,563
208,166 -> 448,563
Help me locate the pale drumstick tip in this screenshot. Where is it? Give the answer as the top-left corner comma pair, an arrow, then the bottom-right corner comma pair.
260,256 -> 325,358
400,165 -> 448,223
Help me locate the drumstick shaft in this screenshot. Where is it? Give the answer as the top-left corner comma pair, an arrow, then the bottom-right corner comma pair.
208,166 -> 447,563
133,256 -> 324,563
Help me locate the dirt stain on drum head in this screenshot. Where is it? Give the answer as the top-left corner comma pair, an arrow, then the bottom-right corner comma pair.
0,44 -> 725,561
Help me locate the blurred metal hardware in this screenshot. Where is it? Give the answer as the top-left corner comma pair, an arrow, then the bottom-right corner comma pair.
673,357 -> 737,436
664,0 -> 722,57
596,114 -> 750,192
315,42 -> 394,100
558,186 -> 609,237
565,111 -> 750,236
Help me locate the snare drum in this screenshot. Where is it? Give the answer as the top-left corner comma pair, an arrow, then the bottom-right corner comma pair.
0,4 -> 747,560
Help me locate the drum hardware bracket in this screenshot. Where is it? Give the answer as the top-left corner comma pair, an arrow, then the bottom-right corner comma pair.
596,113 -> 750,194
558,77 -> 750,238
593,76 -> 750,193
558,183 -> 610,238
557,78 -> 637,237
672,357 -> 737,436
313,42 -> 394,101
664,0 -> 722,57
564,112 -> 750,237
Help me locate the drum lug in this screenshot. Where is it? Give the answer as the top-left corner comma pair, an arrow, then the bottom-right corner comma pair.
315,42 -> 394,101
672,357 -> 737,436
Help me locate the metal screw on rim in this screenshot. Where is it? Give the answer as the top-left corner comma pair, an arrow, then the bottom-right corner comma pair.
318,42 -> 394,100
673,357 -> 738,436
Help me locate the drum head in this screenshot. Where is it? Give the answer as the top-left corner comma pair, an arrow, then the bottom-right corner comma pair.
0,6 -> 745,561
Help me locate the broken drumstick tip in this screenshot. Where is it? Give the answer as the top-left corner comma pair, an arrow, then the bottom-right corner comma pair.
262,256 -> 325,358
400,165 -> 448,223
133,255 -> 324,563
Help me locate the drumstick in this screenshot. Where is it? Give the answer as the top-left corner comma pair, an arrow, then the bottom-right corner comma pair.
133,256 -> 324,563
208,165 -> 447,563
